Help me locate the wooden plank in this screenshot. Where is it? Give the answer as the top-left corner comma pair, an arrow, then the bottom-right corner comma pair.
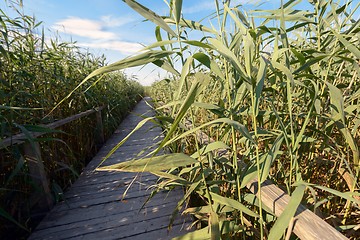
61,176 -> 159,202
61,223 -> 189,240
124,223 -> 192,240
29,98 -> 192,240
61,214 -> 189,240
0,106 -> 104,148
67,174 -> 157,195
95,109 -> 105,146
51,182 -> 156,212
35,192 -> 183,231
23,141 -> 53,210
72,170 -> 137,183
247,178 -> 347,240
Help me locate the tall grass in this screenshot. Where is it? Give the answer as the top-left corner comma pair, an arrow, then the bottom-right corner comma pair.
69,0 -> 360,239
0,1 -> 143,238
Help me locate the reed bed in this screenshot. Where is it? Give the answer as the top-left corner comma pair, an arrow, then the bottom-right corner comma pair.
88,0 -> 360,239
0,1 -> 143,238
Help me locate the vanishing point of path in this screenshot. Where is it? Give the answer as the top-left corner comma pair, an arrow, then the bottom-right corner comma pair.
29,97 -> 192,240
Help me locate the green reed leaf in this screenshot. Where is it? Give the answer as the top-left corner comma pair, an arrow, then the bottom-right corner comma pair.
254,56 -> 267,117
224,4 -> 247,34
158,73 -> 211,153
193,52 -> 225,80
293,55 -> 329,74
210,209 -> 220,240
268,184 -> 306,240
294,181 -> 360,205
191,141 -> 229,158
164,117 -> 254,148
260,134 -> 284,183
329,26 -> 360,59
123,0 -> 176,36
144,40 -> 177,50
164,18 -> 216,33
210,192 -> 259,218
151,171 -> 189,184
172,0 -> 183,25
173,220 -> 245,240
209,38 -> 248,79
97,153 -> 197,172
153,59 -> 180,76
174,56 -> 193,101
172,226 -> 210,240
326,82 -> 359,166
155,26 -> 167,51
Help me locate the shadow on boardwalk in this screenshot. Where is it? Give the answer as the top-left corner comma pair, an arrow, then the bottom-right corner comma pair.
29,97 -> 192,240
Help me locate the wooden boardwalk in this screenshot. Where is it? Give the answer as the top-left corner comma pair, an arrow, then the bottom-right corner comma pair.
29,97 -> 192,240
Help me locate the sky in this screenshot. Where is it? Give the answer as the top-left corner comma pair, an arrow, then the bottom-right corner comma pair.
0,0 -> 358,85
0,0 -> 277,85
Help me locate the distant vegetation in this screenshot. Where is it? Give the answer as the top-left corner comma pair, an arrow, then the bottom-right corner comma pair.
92,0 -> 359,239
0,1 -> 143,238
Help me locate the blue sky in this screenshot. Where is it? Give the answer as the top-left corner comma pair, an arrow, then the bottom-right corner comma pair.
0,0 -> 358,85
0,0 -> 282,85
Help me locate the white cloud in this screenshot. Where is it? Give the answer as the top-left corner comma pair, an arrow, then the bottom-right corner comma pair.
100,15 -> 135,28
79,40 -> 143,55
51,16 -> 145,56
50,15 -> 166,86
52,17 -> 117,40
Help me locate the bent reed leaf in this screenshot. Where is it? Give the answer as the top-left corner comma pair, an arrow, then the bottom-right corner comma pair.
123,0 -> 176,36
97,153 -> 197,172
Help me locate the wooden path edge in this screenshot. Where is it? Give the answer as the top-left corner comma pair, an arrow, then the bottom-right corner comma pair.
28,97 -> 193,240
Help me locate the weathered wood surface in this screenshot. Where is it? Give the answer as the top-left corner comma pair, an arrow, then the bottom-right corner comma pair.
29,98 -> 191,240
247,179 -> 348,240
1,106 -> 106,215
0,106 -> 104,148
23,141 -> 53,210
